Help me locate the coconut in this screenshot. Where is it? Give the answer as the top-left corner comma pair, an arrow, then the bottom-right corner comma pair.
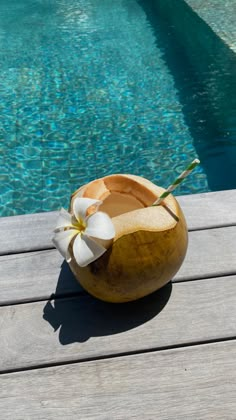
69,174 -> 188,303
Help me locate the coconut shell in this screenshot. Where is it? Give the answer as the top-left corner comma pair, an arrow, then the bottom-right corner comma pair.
69,174 -> 188,303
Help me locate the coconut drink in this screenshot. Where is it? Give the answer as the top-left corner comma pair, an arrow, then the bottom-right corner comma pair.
53,161 -> 199,303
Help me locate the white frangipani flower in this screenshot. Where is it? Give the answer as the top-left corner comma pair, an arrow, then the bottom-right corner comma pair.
52,197 -> 115,267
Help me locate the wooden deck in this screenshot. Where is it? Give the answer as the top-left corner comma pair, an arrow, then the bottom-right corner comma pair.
0,189 -> 236,419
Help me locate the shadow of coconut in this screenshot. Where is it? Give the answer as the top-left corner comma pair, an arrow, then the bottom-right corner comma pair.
43,261 -> 172,344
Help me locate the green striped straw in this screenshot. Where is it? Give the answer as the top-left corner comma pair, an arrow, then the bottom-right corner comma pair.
153,158 -> 200,206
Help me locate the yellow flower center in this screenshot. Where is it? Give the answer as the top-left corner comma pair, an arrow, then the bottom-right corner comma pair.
74,218 -> 86,233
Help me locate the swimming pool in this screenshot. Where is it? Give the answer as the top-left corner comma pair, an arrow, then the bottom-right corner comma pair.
0,0 -> 235,216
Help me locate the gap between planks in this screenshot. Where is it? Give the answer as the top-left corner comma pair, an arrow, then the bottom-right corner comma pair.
0,225 -> 236,306
1,335 -> 236,376
1,275 -> 236,373
1,340 -> 236,420
0,189 -> 236,256
2,222 -> 236,258
1,271 -> 236,308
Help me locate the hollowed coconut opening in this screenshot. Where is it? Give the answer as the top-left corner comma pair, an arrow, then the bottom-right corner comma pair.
99,191 -> 145,217
82,175 -> 158,218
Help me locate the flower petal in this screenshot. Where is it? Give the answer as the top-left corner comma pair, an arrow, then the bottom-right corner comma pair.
85,211 -> 115,240
52,229 -> 78,261
72,234 -> 106,267
54,208 -> 73,233
73,197 -> 102,222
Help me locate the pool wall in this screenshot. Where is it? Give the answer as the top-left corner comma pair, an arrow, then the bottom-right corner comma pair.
152,0 -> 236,128
145,0 -> 236,190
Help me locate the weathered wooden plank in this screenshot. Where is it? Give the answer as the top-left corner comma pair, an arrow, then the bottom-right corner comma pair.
177,189 -> 236,230
0,190 -> 235,255
176,225 -> 236,281
0,211 -> 57,255
1,276 -> 236,372
0,226 -> 235,305
1,340 -> 236,419
0,250 -> 83,305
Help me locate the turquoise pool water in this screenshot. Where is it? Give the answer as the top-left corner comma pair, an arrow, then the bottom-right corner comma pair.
0,0 -> 235,216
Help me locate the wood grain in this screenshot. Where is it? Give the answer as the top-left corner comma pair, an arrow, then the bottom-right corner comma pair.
177,189 -> 236,230
0,226 -> 235,305
0,250 -> 83,305
1,191 -> 235,418
1,340 -> 236,419
176,225 -> 236,281
0,190 -> 235,255
1,276 -> 236,372
0,211 -> 57,255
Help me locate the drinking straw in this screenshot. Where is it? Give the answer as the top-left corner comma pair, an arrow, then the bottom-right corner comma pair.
153,158 -> 200,206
